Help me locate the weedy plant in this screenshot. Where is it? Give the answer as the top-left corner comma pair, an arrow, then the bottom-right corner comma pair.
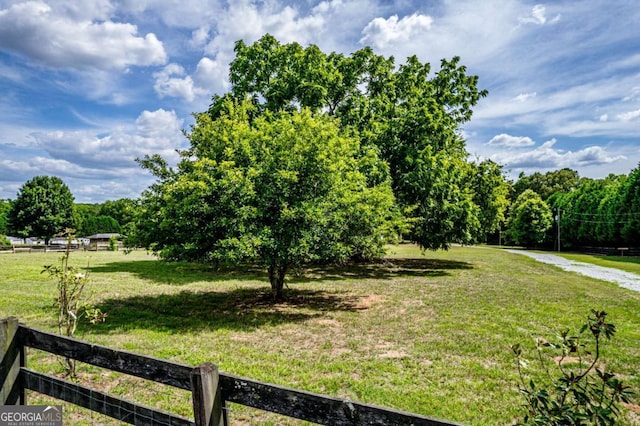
42,229 -> 106,377
512,309 -> 635,425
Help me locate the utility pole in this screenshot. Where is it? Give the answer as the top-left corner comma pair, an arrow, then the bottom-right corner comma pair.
556,208 -> 561,252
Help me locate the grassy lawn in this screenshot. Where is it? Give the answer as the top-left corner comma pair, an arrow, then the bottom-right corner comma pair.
1,245 -> 639,425
549,251 -> 640,276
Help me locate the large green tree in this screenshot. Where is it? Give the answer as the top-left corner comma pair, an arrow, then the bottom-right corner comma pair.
505,189 -> 553,248
132,103 -> 399,299
8,176 -> 75,244
468,159 -> 511,241
209,34 -> 491,250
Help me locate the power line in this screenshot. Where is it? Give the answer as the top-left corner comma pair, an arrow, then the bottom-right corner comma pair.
567,211 -> 640,217
563,217 -> 634,224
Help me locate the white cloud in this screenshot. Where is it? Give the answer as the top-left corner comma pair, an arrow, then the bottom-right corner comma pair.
190,26 -> 211,49
491,138 -> 626,169
0,108 -> 185,202
0,154 -> 157,202
514,92 -> 537,102
0,156 -> 113,180
193,57 -> 229,94
360,13 -> 433,49
32,109 -> 185,169
622,86 -> 640,102
119,0 -> 223,29
473,72 -> 640,139
0,1 -> 167,71
135,109 -> 184,142
157,0 -> 342,103
204,2 -> 324,58
72,180 -> 149,203
487,133 -> 535,147
55,0 -> 115,21
518,4 -> 560,25
153,58 -> 228,103
153,64 -> 199,102
307,0 -> 390,52
617,109 -> 640,122
354,0 -> 532,84
2,0 -> 639,200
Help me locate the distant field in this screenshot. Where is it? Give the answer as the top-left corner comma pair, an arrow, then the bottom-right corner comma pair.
1,245 -> 638,425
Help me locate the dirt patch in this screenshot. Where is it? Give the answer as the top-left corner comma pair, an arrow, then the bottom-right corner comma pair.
374,341 -> 408,358
377,349 -> 407,358
354,294 -> 386,310
553,356 -> 583,365
624,403 -> 640,413
623,403 -> 640,425
420,359 -> 434,367
315,318 -> 341,327
552,356 -> 604,371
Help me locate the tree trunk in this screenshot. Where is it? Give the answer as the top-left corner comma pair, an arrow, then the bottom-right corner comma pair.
268,262 -> 288,301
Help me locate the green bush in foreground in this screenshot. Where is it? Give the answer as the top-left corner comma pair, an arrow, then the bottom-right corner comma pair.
512,310 -> 634,425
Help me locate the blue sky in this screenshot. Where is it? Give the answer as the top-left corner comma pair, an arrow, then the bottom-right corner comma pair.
0,0 -> 638,203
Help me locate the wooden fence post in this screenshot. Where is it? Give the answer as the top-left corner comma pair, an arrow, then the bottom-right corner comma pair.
191,362 -> 225,426
0,317 -> 24,405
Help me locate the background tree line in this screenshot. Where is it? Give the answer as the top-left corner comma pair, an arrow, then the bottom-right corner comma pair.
4,163 -> 636,252
505,165 -> 640,249
0,176 -> 136,244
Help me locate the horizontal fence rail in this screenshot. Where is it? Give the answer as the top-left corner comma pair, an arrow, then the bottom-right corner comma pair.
22,369 -> 194,426
19,325 -> 193,390
1,318 -> 464,425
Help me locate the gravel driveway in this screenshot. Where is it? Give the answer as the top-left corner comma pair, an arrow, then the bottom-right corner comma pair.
505,249 -> 640,293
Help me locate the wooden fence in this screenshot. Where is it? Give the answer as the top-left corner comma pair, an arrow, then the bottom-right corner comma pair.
1,317 -> 463,425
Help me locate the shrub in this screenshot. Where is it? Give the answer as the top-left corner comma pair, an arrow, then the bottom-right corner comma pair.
43,229 -> 106,376
512,310 -> 634,425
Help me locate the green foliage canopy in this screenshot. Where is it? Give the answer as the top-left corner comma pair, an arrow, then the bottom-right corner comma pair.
133,103 -> 400,299
468,159 -> 511,239
543,166 -> 639,248
81,215 -> 121,236
620,164 -> 640,243
513,168 -> 581,202
210,34 -> 493,249
7,176 -> 75,244
99,198 -> 137,233
506,189 -> 553,248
